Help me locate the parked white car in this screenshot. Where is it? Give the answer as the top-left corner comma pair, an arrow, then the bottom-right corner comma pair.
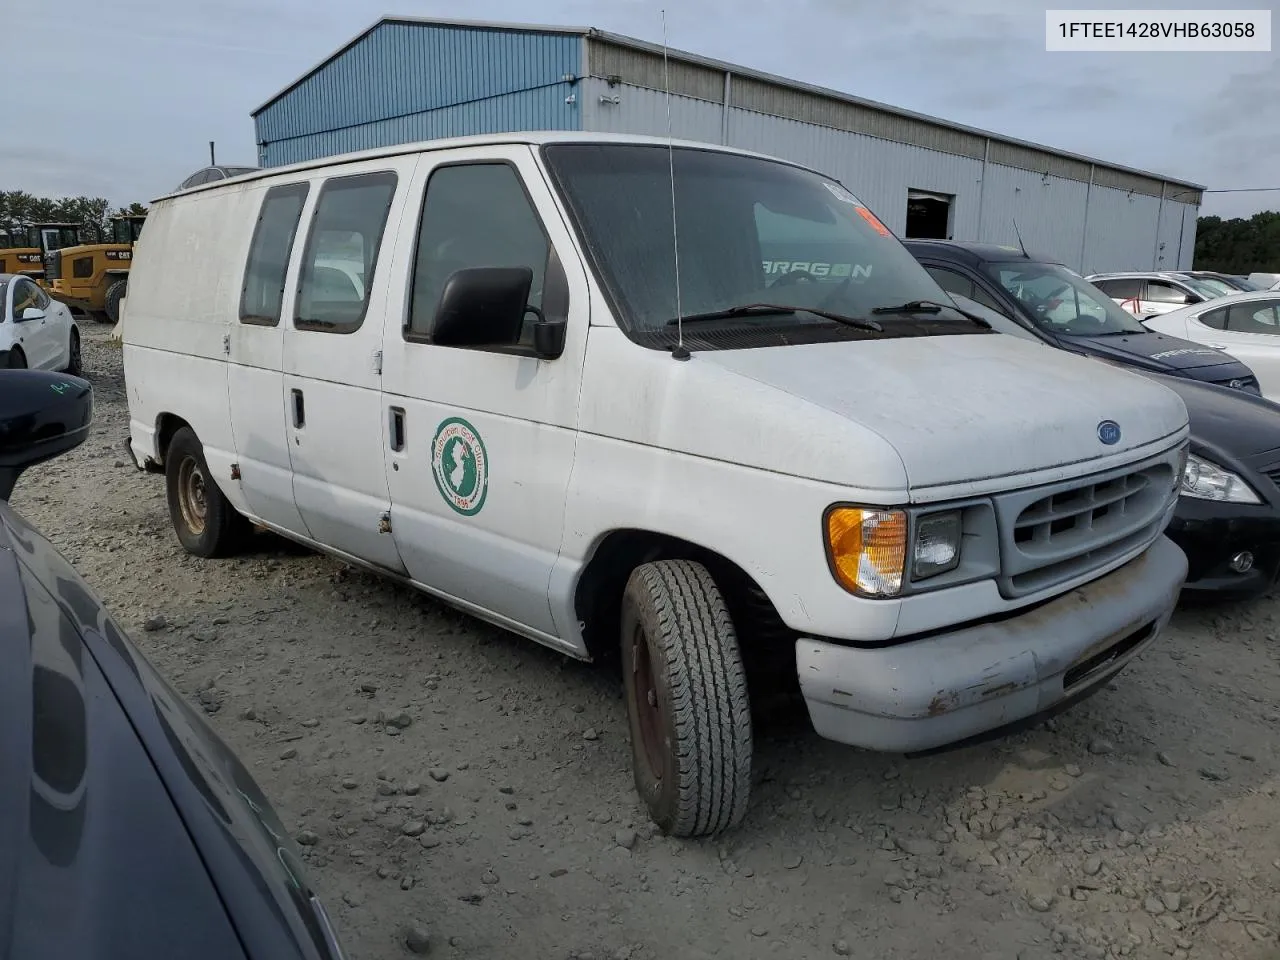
122,132 -> 1191,836
1143,289 -> 1280,402
1,273 -> 81,373
1246,272 -> 1280,291
1086,271 -> 1229,320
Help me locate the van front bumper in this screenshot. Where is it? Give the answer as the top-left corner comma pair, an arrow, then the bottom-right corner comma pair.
795,535 -> 1187,753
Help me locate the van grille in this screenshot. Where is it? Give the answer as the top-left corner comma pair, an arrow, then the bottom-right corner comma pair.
994,454 -> 1177,599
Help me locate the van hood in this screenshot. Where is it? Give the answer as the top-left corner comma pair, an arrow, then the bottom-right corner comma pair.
1068,329 -> 1250,381
698,333 -> 1188,492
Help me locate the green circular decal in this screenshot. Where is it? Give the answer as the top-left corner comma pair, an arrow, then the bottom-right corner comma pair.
431,417 -> 489,516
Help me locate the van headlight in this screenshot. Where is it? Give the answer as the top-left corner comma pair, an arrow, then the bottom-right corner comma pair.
825,507 -> 964,597
1181,453 -> 1261,504
912,511 -> 962,579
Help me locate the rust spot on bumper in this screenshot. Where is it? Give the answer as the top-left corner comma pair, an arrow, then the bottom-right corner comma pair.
928,691 -> 957,716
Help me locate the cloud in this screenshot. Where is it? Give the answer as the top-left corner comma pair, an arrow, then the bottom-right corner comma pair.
2,0 -> 1275,219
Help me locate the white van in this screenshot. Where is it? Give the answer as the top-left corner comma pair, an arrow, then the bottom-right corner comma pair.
123,133 -> 1190,837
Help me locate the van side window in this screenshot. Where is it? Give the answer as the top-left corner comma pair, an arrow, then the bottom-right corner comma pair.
408,163 -> 549,343
294,171 -> 397,334
240,182 -> 309,326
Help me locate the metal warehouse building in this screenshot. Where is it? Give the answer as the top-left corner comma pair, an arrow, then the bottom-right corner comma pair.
251,16 -> 1204,273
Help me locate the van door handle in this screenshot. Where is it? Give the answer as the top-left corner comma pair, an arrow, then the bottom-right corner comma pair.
389,407 -> 405,452
291,389 -> 305,428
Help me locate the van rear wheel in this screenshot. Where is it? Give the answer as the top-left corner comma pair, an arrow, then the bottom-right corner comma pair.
621,559 -> 752,837
165,427 -> 250,558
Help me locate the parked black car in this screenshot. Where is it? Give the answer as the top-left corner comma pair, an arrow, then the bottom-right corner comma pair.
1142,371 -> 1280,598
948,292 -> 1280,600
0,369 -> 346,960
904,240 -> 1262,395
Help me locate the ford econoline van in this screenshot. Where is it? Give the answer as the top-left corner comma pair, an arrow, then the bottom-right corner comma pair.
123,133 -> 1190,837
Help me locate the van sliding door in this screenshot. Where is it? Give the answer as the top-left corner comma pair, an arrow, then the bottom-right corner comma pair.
281,161 -> 413,573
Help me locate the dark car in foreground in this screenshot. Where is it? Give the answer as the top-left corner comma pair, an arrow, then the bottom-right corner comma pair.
0,370 -> 345,960
950,292 -> 1280,600
1139,371 -> 1280,598
904,239 -> 1262,395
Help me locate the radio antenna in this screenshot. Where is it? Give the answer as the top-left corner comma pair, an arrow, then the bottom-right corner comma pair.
1012,217 -> 1029,259
661,8 -> 690,361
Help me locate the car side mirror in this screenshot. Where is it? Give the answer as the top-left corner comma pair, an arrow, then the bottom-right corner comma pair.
0,371 -> 93,501
19,307 -> 45,322
433,266 -> 535,350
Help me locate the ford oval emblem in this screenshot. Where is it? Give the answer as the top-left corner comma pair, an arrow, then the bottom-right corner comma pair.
1097,420 -> 1121,445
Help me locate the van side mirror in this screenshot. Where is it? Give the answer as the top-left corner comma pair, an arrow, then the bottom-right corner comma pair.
433,267 -> 534,350
0,371 -> 93,501
532,319 -> 567,360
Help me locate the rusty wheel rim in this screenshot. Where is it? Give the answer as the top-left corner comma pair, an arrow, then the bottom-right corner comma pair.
177,456 -> 208,536
631,622 -> 664,781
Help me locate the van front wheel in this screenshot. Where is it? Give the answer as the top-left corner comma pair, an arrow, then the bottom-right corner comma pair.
165,427 -> 249,558
621,559 -> 752,837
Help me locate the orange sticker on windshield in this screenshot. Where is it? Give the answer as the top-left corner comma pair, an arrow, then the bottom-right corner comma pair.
855,206 -> 892,237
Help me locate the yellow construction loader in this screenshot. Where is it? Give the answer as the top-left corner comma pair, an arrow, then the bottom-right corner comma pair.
44,215 -> 146,323
0,223 -> 82,279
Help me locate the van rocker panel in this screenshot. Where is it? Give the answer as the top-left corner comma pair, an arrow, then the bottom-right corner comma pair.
796,534 -> 1187,752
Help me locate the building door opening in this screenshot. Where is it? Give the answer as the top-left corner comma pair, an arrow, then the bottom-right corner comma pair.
905,189 -> 954,239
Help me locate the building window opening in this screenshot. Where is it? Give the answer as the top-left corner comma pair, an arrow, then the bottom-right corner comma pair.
905,189 -> 954,239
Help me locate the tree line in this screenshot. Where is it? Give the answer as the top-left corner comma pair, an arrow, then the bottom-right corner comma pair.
1,190 -> 148,244
1193,210 -> 1280,274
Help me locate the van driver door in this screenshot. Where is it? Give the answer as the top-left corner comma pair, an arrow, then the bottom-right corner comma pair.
378,146 -> 591,643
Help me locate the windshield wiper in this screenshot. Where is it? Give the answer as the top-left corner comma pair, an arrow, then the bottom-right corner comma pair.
666,303 -> 883,332
871,299 -> 991,329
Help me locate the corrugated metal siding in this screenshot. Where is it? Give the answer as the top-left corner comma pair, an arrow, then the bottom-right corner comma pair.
260,87 -> 577,167
1080,187 -> 1164,274
580,80 -> 723,142
1177,203 -> 1198,269
986,141 -> 1091,185
255,21 -> 581,149
1154,199 -> 1199,272
730,76 -> 987,160
1091,165 -> 1165,200
723,110 -> 984,237
587,40 -> 724,102
976,164 -> 1091,267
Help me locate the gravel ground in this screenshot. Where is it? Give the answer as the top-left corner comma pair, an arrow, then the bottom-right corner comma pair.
14,324 -> 1280,960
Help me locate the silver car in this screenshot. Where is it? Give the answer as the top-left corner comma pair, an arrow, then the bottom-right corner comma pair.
1086,270 -> 1233,319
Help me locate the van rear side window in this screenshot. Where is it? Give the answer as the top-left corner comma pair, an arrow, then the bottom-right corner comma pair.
294,171 -> 397,335
240,182 -> 309,326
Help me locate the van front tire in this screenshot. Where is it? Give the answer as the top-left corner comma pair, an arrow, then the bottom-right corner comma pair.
621,559 -> 752,838
165,427 -> 249,558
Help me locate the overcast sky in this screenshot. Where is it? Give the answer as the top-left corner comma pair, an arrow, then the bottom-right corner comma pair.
6,0 -> 1276,219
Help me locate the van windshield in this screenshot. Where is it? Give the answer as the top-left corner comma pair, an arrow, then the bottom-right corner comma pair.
982,261 -> 1147,337
542,143 -> 970,347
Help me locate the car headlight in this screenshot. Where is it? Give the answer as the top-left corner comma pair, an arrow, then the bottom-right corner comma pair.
825,507 -> 906,597
912,511 -> 962,579
825,507 -> 965,596
1181,453 -> 1262,504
